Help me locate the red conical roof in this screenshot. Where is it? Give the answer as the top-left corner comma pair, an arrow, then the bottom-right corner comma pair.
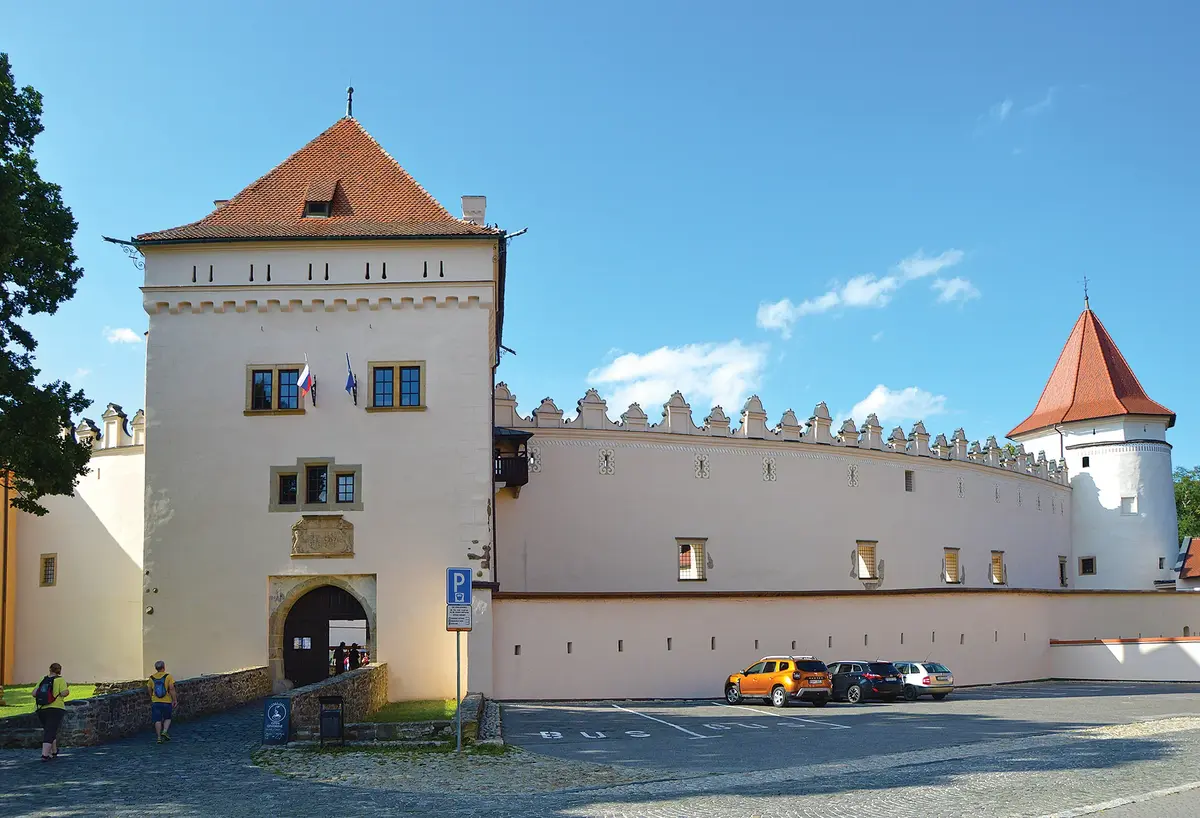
1008,308 -> 1173,438
136,117 -> 497,243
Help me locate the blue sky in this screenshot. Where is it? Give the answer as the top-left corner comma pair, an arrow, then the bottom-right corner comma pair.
7,2 -> 1198,465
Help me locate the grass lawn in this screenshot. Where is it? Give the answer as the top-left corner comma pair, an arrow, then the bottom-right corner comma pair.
0,683 -> 98,718
364,698 -> 457,723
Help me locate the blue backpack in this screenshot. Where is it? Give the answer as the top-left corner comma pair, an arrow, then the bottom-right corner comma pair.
152,675 -> 167,698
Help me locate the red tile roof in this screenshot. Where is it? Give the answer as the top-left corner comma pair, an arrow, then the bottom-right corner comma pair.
1008,308 -> 1174,438
1180,538 -> 1200,580
136,118 -> 498,243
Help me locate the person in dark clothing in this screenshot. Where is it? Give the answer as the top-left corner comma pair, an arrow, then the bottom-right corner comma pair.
349,643 -> 361,670
333,642 -> 346,675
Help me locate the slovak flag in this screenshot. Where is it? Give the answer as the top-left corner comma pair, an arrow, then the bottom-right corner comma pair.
298,363 -> 314,403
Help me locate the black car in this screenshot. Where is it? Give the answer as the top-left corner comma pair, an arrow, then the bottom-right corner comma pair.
827,660 -> 904,703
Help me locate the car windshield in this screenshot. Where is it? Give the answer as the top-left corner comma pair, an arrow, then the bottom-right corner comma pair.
869,663 -> 898,674
926,663 -> 950,673
795,661 -> 827,672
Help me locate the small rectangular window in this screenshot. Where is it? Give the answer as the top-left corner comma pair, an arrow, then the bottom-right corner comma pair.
904,470 -> 915,492
304,201 -> 331,218
1059,556 -> 1069,587
1082,456 -> 1090,468
251,370 -> 273,410
372,367 -> 394,408
399,366 -> 422,407
306,465 -> 328,504
857,541 -> 877,580
40,554 -> 57,587
1080,556 -> 1097,576
1158,557 -> 1166,570
944,548 -> 960,584
366,361 -> 426,411
990,551 -> 1005,585
677,539 -> 707,581
336,473 -> 355,504
246,365 -> 305,414
278,474 -> 298,505
278,369 -> 300,410
1120,496 -> 1138,516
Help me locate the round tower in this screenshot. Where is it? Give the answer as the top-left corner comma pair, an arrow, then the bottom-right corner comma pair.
1009,305 -> 1177,590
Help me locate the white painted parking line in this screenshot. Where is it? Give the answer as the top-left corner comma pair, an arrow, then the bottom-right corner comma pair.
712,701 -> 853,729
610,703 -> 714,739
1037,779 -> 1200,817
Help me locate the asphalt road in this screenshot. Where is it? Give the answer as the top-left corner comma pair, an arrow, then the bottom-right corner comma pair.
502,681 -> 1200,775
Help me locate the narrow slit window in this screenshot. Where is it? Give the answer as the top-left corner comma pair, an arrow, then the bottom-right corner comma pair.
990,551 -> 1005,585
40,554 -> 57,587
1059,556 -> 1068,587
944,548 -> 960,584
904,470 -> 915,492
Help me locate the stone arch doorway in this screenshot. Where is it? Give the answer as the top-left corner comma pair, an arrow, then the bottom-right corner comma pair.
282,585 -> 369,687
268,574 -> 377,689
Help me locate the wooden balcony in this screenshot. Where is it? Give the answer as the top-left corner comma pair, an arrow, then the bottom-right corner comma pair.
494,454 -> 529,488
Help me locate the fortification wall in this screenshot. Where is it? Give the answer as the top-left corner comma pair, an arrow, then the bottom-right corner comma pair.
495,386 -> 1073,594
15,405 -> 145,683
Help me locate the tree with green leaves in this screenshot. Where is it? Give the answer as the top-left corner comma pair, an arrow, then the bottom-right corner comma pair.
0,52 -> 90,515
1176,466 -> 1200,540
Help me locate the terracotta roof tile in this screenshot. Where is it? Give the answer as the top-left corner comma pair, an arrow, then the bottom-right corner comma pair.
136,118 -> 497,243
1008,308 -> 1173,438
1180,538 -> 1200,580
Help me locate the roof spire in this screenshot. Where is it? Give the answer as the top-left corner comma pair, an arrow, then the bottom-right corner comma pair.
1082,275 -> 1090,310
346,86 -> 354,118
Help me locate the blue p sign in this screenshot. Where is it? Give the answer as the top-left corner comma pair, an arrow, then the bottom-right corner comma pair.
447,568 -> 472,606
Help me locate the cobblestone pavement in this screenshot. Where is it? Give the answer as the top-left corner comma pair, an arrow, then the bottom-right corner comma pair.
1,684 -> 1199,817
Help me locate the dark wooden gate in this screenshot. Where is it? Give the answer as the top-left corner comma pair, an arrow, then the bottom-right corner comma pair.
283,585 -> 369,687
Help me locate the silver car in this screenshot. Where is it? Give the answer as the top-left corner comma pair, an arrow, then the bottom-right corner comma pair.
894,661 -> 954,700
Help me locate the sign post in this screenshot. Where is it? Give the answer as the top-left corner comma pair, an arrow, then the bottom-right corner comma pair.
446,568 -> 473,753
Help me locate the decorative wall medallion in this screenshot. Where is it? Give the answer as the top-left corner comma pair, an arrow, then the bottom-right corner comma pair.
598,448 -> 615,476
847,464 -> 859,487
762,456 -> 777,482
290,515 -> 354,558
694,454 -> 710,479
528,446 -> 541,474
957,478 -> 965,498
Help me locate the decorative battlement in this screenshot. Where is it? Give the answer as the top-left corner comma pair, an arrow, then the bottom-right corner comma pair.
494,385 -> 1068,485
71,403 -> 145,451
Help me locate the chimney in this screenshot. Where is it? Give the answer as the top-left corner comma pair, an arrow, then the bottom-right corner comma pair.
461,195 -> 486,225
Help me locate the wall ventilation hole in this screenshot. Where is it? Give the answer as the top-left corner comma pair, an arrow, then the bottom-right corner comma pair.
711,637 -> 716,651
324,263 -> 329,281
932,631 -> 936,643
1024,633 -> 1027,642
439,260 -> 445,278
791,640 -> 796,651
514,645 -> 520,656
566,642 -> 573,654
618,640 -> 623,652
900,632 -> 904,645
365,261 -> 370,280
423,261 -> 428,279
209,264 -> 213,282
666,637 -> 673,651
827,635 -> 832,649
192,265 -> 197,283
994,631 -> 999,642
960,633 -> 965,645
863,634 -> 868,647
266,264 -> 271,282
249,263 -> 254,282
382,261 -> 387,280
754,639 -> 759,650
308,263 -> 313,281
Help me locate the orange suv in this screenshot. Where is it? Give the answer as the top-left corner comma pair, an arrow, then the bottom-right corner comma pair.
724,655 -> 833,708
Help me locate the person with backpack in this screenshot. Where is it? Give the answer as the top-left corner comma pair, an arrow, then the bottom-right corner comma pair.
147,661 -> 176,744
34,662 -> 69,762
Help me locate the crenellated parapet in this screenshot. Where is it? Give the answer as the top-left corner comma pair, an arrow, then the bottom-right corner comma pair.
69,403 -> 146,451
494,385 -> 1069,485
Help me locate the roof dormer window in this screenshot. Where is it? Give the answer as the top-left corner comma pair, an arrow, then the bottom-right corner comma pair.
302,178 -> 338,218
304,201 -> 331,218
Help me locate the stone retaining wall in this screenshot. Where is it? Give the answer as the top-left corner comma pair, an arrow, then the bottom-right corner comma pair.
291,688 -> 482,744
0,667 -> 270,749
92,680 -> 150,696
285,664 -> 388,733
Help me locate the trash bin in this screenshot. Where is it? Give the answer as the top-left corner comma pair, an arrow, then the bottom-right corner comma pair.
319,695 -> 344,745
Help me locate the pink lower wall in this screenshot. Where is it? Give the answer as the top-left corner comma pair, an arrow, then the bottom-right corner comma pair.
490,592 -> 1200,700
1050,638 -> 1200,682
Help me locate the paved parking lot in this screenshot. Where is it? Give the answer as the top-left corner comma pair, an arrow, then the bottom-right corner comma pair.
503,681 -> 1200,775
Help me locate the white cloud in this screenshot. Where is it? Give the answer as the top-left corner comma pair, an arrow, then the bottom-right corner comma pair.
73,368 -> 91,379
933,276 -> 982,304
988,98 -> 1013,122
757,249 -> 967,336
587,340 -> 768,416
896,249 -> 964,281
849,385 -> 947,425
1024,87 -> 1056,115
871,331 -> 884,342
105,327 -> 142,344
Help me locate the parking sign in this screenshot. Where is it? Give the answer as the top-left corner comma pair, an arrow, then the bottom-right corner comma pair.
447,568 -> 472,606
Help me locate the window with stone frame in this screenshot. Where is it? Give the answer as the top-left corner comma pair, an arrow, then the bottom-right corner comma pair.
366,361 -> 426,411
857,541 -> 878,580
677,539 -> 707,581
40,553 -> 57,587
270,458 -> 362,512
990,551 -> 1007,585
246,364 -> 304,415
943,548 -> 961,584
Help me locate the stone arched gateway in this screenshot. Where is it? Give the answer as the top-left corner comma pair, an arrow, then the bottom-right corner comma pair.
268,574 -> 377,689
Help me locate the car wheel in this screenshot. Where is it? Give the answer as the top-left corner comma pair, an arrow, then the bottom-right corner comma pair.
932,692 -> 949,701
904,684 -> 919,701
812,696 -> 829,708
845,684 -> 862,704
725,684 -> 742,704
771,686 -> 789,708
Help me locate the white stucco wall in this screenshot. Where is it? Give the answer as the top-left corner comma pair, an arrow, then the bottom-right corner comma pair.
15,446 -> 144,683
497,426 -> 1072,594
1050,638 -> 1200,682
1016,417 -> 1177,590
141,240 -> 497,698
490,592 -> 1200,700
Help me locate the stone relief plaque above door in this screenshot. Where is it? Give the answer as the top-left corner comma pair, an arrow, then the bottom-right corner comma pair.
291,515 -> 354,558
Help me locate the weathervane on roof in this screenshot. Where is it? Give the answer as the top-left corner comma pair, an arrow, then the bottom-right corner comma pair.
1082,275 -> 1090,309
346,85 -> 354,118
